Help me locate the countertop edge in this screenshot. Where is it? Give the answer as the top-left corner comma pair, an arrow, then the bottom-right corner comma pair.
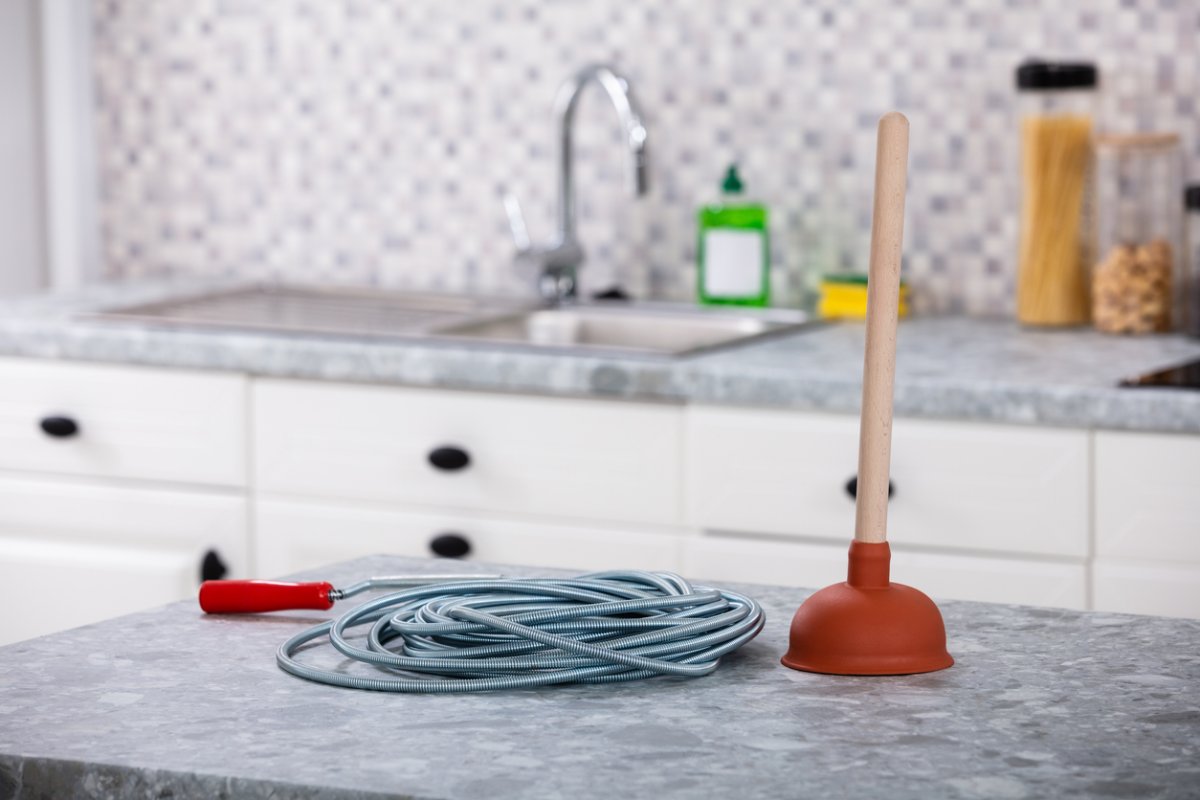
2,281 -> 1199,434
2,328 -> 1200,434
0,753 -> 429,800
3,335 -> 1198,434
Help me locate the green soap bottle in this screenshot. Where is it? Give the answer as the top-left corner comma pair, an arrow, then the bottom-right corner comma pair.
697,165 -> 770,307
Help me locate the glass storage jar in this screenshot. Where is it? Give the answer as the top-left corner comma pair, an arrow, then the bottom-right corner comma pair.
1015,60 -> 1098,327
1186,184 -> 1200,337
1091,133 -> 1184,334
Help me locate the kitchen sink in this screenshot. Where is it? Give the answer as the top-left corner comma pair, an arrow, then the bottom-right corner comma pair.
434,305 -> 812,357
86,284 -> 531,339
87,284 -> 815,358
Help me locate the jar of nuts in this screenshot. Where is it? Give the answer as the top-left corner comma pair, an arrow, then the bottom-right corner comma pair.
1093,240 -> 1172,333
1092,133 -> 1185,334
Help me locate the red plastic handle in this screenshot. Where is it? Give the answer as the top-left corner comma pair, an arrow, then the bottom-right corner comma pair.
199,580 -> 336,614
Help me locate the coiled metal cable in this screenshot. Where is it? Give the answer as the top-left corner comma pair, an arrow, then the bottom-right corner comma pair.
278,571 -> 765,693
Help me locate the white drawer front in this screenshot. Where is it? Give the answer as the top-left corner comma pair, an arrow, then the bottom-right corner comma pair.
1095,431 -> 1200,563
255,498 -> 684,577
254,381 -> 683,526
0,474 -> 246,645
0,358 -> 246,486
683,535 -> 1087,610
685,408 -> 1089,558
1093,559 -> 1200,619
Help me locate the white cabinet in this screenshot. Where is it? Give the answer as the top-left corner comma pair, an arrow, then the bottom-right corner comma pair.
686,407 -> 1090,558
1095,431 -> 1200,563
0,357 -> 246,487
1092,560 -> 1200,618
1093,431 -> 1200,618
0,474 -> 246,645
683,534 -> 1088,610
255,497 -> 685,577
254,380 -> 683,526
3,356 -> 1198,633
0,358 -> 248,645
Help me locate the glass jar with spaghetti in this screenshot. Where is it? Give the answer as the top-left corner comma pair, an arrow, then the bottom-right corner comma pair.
1014,61 -> 1098,327
1091,133 -> 1184,335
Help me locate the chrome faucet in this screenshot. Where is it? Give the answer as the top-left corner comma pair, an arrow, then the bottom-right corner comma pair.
505,64 -> 649,302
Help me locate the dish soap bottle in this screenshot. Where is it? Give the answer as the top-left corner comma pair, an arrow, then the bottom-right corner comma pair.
697,165 -> 770,306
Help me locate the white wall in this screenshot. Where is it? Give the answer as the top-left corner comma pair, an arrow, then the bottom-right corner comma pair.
0,0 -> 46,295
41,0 -> 101,290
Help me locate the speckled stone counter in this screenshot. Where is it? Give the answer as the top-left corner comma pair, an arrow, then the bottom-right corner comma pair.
2,278 -> 1200,432
1,555 -> 1198,799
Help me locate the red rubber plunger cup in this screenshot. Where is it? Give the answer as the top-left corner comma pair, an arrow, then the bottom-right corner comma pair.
782,112 -> 952,676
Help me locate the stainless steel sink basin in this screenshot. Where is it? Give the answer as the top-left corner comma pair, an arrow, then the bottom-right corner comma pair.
434,305 -> 813,357
87,284 -> 531,339
86,284 -> 815,358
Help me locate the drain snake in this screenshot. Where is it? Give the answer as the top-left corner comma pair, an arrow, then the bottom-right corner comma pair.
277,571 -> 765,693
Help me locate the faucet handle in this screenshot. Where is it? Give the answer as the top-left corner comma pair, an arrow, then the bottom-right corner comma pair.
503,193 -> 531,253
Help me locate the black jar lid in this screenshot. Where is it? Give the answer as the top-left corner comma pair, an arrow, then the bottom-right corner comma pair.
1187,185 -> 1200,211
1016,60 -> 1098,91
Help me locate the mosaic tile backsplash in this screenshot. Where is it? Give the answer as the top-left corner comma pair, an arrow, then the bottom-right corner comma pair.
91,0 -> 1200,314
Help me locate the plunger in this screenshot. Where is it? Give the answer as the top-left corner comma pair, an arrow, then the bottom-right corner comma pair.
781,112 -> 953,676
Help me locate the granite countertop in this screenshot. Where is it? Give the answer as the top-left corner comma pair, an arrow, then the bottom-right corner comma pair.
1,555 -> 1198,799
2,277 -> 1200,433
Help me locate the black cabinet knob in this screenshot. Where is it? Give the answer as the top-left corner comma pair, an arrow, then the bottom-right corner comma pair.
200,549 -> 228,582
428,446 -> 470,471
40,415 -> 79,438
429,533 -> 471,559
845,476 -> 895,500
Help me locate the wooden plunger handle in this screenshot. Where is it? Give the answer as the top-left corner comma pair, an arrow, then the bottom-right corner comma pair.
854,111 -> 909,545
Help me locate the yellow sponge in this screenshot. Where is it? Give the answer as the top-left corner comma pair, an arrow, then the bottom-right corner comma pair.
818,273 -> 910,320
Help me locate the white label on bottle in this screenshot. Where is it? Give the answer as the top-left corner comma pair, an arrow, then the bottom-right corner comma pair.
703,229 -> 764,297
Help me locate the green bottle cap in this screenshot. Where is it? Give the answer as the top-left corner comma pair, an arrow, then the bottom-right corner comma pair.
721,164 -> 744,194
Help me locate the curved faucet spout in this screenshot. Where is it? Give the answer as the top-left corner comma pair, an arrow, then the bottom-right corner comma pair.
505,65 -> 649,303
553,64 -> 650,246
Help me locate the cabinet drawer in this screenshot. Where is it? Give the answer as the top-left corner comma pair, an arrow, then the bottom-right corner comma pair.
0,474 -> 246,645
255,498 -> 685,577
1095,431 -> 1200,563
253,381 -> 683,526
685,408 -> 1089,558
683,534 -> 1087,610
1093,559 -> 1200,619
0,358 -> 246,486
